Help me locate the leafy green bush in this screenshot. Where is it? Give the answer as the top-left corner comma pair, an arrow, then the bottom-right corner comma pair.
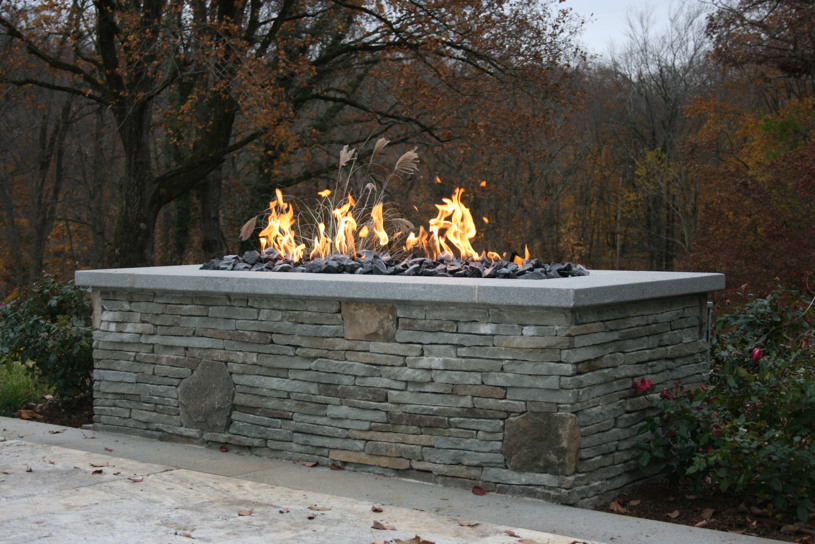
0,278 -> 93,402
636,287 -> 815,521
0,360 -> 52,417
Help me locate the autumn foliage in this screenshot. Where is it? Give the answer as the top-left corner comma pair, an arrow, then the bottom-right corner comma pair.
0,0 -> 813,306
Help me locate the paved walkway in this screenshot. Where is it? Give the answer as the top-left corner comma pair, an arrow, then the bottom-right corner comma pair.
0,418 -> 781,544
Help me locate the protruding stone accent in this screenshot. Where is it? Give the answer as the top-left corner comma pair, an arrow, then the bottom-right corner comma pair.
178,361 -> 234,433
342,302 -> 397,341
503,412 -> 580,476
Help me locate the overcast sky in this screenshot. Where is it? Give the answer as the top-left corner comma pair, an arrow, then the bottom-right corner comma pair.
563,0 -> 675,57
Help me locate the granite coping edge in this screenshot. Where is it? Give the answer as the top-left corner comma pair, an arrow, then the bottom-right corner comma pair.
75,266 -> 725,309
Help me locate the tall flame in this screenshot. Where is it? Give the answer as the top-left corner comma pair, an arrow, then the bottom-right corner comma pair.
258,184 -> 509,263
258,189 -> 306,261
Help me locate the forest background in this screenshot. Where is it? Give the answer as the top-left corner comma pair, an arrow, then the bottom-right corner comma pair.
1,0 -> 813,305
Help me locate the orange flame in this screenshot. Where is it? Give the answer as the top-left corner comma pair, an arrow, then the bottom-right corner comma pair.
258,189 -> 306,260
371,203 -> 388,247
426,187 -> 478,260
257,184 -> 518,264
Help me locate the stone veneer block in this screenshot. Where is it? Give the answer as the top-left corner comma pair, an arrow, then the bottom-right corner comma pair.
78,265 -> 723,508
341,302 -> 397,341
178,361 -> 235,432
503,412 -> 580,476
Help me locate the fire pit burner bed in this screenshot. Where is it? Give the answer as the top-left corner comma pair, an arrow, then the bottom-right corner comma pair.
202,249 -> 590,280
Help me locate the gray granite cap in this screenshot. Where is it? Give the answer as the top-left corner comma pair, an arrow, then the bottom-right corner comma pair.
75,266 -> 724,309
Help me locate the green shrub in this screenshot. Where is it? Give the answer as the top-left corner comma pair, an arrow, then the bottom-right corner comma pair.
0,360 -> 51,417
0,277 -> 93,402
636,287 -> 815,521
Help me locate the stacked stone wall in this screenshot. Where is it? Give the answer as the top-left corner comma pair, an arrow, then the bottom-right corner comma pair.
91,289 -> 709,506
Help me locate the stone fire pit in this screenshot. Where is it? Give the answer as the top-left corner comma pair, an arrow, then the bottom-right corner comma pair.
75,266 -> 724,506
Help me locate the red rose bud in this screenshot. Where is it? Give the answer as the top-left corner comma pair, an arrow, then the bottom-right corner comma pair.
752,348 -> 763,362
659,388 -> 674,400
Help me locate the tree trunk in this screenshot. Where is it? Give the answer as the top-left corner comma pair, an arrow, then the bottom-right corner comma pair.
108,101 -> 160,269
198,167 -> 228,260
89,106 -> 108,269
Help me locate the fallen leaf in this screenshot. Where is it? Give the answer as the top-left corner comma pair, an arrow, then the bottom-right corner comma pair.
279,508 -> 289,514
458,521 -> 479,527
781,526 -> 800,534
307,514 -> 316,520
750,506 -> 767,516
504,530 -> 521,537
16,410 -> 39,420
92,469 -> 103,475
308,506 -> 330,511
48,429 -> 66,434
629,499 -> 641,506
569,541 -> 591,544
372,540 -> 388,544
128,476 -> 143,482
701,508 -> 715,520
25,465 -> 32,473
608,501 -> 628,514
694,520 -> 709,528
372,520 -> 396,530
90,462 -> 109,468
238,510 -> 253,516
330,463 -> 344,470
519,539 -> 544,544
685,495 -> 697,500
472,486 -> 486,496
48,461 -> 54,464
727,529 -> 746,534
113,472 -> 121,475
667,510 -> 680,519
299,461 -> 318,467
81,432 -> 95,439
219,446 -> 228,452
394,537 -> 435,544
177,532 -> 194,539
105,448 -> 113,452
372,506 -> 383,513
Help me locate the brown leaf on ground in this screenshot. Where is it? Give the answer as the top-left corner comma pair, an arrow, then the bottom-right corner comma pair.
178,532 -> 194,539
113,472 -> 121,475
16,410 -> 39,420
105,448 -> 113,452
25,465 -> 32,473
750,506 -> 768,516
458,521 -> 479,527
685,495 -> 698,500
519,539 -> 545,544
781,526 -> 800,534
329,463 -> 344,470
307,514 -> 316,520
372,540 -> 388,544
238,510 -> 253,516
504,530 -> 521,537
629,499 -> 641,506
702,508 -> 715,520
308,505 -> 330,511
394,537 -> 435,544
128,476 -> 143,482
727,529 -> 746,534
667,510 -> 680,519
48,461 -> 54,464
695,520 -> 710,528
279,508 -> 289,514
372,506 -> 383,513
91,469 -> 103,475
219,446 -> 228,452
608,500 -> 628,514
90,462 -> 109,468
299,461 -> 318,467
48,429 -> 65,434
372,520 -> 396,530
472,486 -> 486,496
